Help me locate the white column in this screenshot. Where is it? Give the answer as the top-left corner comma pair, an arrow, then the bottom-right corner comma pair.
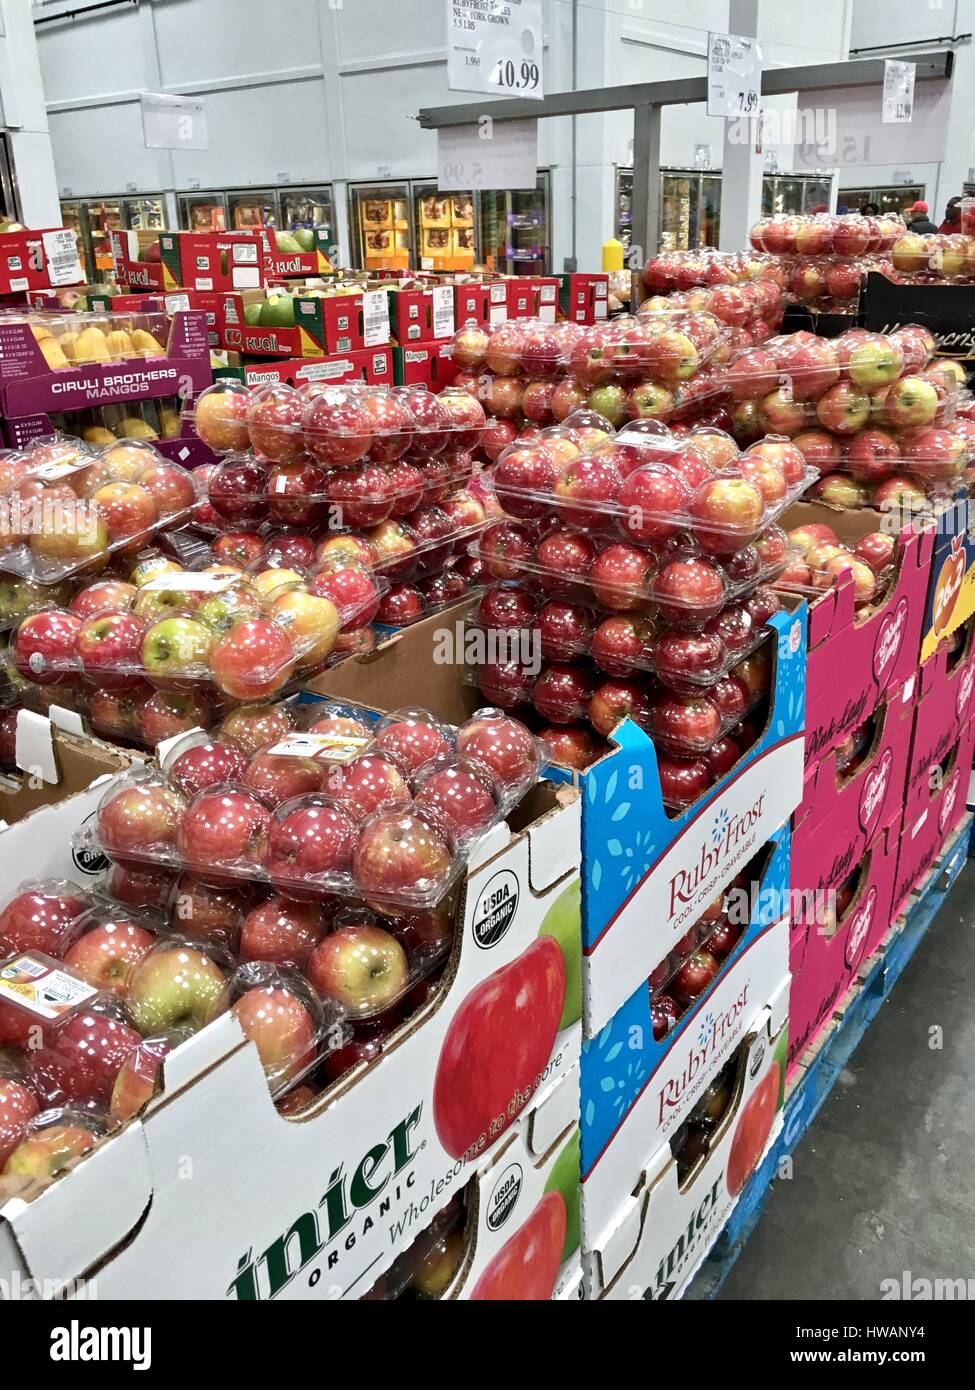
718,0 -> 765,251
0,0 -> 60,224
932,0 -> 975,221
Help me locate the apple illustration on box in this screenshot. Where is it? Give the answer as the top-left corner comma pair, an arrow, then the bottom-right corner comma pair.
469,1191 -> 567,1301
433,937 -> 565,1159
726,1042 -> 785,1197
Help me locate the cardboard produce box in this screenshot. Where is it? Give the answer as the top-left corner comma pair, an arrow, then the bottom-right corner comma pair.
219,286 -> 390,358
584,998 -> 788,1300
0,711 -> 138,831
213,346 -> 394,389
920,505 -> 975,662
905,617 -> 975,806
0,228 -> 83,296
894,716 -> 975,916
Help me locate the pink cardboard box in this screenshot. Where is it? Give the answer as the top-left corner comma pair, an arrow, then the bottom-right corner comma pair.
787,501 -> 933,764
792,678 -> 915,896
905,619 -> 975,808
894,717 -> 975,917
788,809 -> 901,1077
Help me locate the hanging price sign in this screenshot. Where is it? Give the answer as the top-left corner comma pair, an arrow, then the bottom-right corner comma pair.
447,0 -> 544,100
707,31 -> 763,119
882,60 -> 916,124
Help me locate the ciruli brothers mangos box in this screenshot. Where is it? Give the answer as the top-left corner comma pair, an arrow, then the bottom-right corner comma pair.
0,767 -> 583,1300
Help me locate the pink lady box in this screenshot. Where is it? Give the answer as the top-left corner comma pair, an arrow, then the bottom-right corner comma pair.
894,717 -> 975,916
904,619 -> 975,808
791,678 -> 915,895
787,809 -> 901,1077
786,501 -> 933,764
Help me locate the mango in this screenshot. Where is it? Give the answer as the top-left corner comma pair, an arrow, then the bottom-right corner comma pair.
105,330 -> 136,360
118,417 -> 159,440
131,329 -> 165,358
39,337 -> 70,370
74,327 -> 111,363
243,301 -> 264,326
82,426 -> 118,445
158,406 -> 180,438
30,324 -> 53,342
56,332 -> 80,363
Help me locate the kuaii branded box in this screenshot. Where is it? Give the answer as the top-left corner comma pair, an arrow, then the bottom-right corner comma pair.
552,604 -> 806,1037
558,273 -> 610,324
392,340 -> 457,389
905,618 -> 975,807
786,501 -> 933,764
893,718 -> 975,917
0,309 -> 211,450
218,287 -> 390,358
157,231 -> 267,293
0,228 -> 83,296
259,228 -> 335,279
787,808 -> 901,1076
434,1063 -> 582,1300
584,999 -> 788,1300
453,282 -> 509,328
0,772 -> 582,1299
920,505 -> 975,663
110,230 -> 167,292
214,346 -> 394,390
386,284 -> 455,344
581,832 -> 790,1198
792,678 -> 915,896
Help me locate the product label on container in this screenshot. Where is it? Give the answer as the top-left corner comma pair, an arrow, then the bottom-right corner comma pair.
142,572 -> 236,593
0,953 -> 97,1021
432,286 -> 454,340
361,290 -> 390,347
268,733 -> 370,762
40,229 -> 83,287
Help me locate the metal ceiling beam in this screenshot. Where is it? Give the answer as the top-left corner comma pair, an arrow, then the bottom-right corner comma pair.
417,50 -> 953,128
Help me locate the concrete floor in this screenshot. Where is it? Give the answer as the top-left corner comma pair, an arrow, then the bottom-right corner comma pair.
715,860 -> 975,1301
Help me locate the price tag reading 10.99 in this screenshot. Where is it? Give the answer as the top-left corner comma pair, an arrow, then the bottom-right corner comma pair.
492,58 -> 540,92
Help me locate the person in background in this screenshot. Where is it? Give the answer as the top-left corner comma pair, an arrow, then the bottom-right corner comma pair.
808,203 -> 828,215
906,201 -> 938,234
939,196 -> 963,234
860,202 -> 880,216
837,204 -> 850,216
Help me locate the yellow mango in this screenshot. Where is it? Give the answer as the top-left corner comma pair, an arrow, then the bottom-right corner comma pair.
82,426 -> 118,445
74,327 -> 111,363
118,418 -> 159,440
158,406 -> 180,438
105,330 -> 136,360
57,332 -> 80,363
30,324 -> 53,342
39,337 -> 70,370
130,329 -> 165,358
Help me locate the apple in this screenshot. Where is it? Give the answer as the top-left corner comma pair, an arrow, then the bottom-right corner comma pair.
589,543 -> 654,611
176,788 -> 271,881
469,1191 -> 566,1302
651,993 -> 681,1040
141,616 -> 213,684
208,456 -> 271,525
744,585 -> 782,626
617,464 -> 689,543
650,692 -> 721,749
322,754 -> 411,823
530,664 -> 595,726
241,751 -> 323,808
69,579 -> 137,619
63,918 -> 156,991
306,922 -> 410,1015
209,618 -> 295,700
588,677 -> 649,738
903,426 -> 966,482
727,1060 -> 781,1196
690,475 -> 765,551
3,1122 -> 96,1180
98,782 -> 184,864
193,385 -> 251,452
451,325 -> 489,371
352,810 -> 453,903
136,688 -> 212,746
219,702 -> 296,756
91,482 -> 157,542
843,428 -> 900,482
649,630 -> 723,691
854,531 -> 896,573
477,658 -> 534,711
759,387 -> 806,437
658,754 -> 712,806
265,799 -> 358,896
74,611 -> 145,691
30,1007 -> 143,1110
108,1031 -> 185,1123
232,983 -> 318,1086
13,609 -> 81,686
884,375 -> 940,429
126,943 -> 227,1034
670,948 -> 721,1006
239,898 -> 327,969
374,716 -> 451,774
308,560 -> 380,631
263,532 -> 317,571
0,1079 -> 39,1168
811,473 -> 867,509
414,763 -> 497,840
533,529 -> 598,599
0,883 -> 88,956
653,555 -> 726,626
452,714 -> 538,793
871,475 -> 928,513
244,385 -> 306,463
171,873 -> 252,943
538,724 -> 597,771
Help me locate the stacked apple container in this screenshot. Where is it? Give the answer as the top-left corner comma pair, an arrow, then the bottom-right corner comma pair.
746,211 -> 906,314
638,249 -> 788,347
0,700 -> 548,1152
188,379 -> 496,634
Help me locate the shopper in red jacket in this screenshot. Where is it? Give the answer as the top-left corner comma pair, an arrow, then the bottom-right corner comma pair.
939,196 -> 963,234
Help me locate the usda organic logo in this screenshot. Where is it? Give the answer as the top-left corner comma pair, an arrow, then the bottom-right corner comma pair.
472,870 -> 519,949
487,1162 -> 523,1231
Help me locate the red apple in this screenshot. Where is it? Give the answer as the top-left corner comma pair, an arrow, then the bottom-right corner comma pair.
0,884 -> 88,957
63,917 -> 156,991
30,1008 -> 143,1109
532,664 -> 597,725
470,1192 -> 567,1301
175,789 -> 271,882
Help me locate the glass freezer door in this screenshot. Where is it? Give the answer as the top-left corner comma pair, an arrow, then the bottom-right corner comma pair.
59,201 -> 91,280
178,194 -> 227,231
84,199 -> 121,276
349,183 -> 412,271
229,190 -> 279,230
121,196 -> 165,232
478,174 -> 549,274
413,182 -> 475,271
281,187 -> 334,241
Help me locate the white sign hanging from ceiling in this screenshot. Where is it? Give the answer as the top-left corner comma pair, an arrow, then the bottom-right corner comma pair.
792,78 -> 949,170
437,118 -> 538,191
446,0 -> 544,100
706,31 -> 763,119
882,59 -> 916,123
141,93 -> 209,151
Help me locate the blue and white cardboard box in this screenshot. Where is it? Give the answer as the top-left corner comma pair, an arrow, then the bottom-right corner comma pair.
547,603 -> 806,1038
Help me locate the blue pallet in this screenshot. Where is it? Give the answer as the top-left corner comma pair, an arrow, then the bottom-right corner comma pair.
686,814 -> 973,1300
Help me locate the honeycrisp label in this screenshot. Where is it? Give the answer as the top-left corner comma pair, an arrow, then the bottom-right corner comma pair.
0,953 -> 97,1021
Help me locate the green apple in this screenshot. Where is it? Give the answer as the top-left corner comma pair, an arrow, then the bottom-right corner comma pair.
543,1127 -> 581,1262
134,586 -> 196,622
538,877 -> 582,1030
587,384 -> 628,428
141,616 -> 213,676
126,946 -> 228,1034
197,587 -> 261,635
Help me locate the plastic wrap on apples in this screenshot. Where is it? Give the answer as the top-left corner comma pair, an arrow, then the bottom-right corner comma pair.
1,1105 -> 101,1183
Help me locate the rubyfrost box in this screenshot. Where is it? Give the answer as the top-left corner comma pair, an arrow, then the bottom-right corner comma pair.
584,997 -> 788,1300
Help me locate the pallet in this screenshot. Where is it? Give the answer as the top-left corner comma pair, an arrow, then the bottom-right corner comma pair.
685,813 -> 973,1301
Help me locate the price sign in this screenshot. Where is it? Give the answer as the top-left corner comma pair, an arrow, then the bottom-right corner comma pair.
438,118 -> 538,192
707,31 -> 762,119
882,60 -> 916,124
141,92 -> 209,150
447,0 -> 544,100
40,229 -> 83,287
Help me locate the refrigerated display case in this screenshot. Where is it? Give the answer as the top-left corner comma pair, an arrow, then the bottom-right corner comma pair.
615,167 -> 720,253
229,190 -> 279,230
349,182 -> 412,271
281,186 -> 334,239
120,196 -> 165,231
761,175 -> 833,216
478,173 -> 550,273
413,183 -> 475,270
178,193 -> 227,231
840,185 -> 925,216
59,201 -> 90,280
81,199 -> 120,275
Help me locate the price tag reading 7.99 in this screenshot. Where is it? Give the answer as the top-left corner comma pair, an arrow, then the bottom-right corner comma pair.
706,30 -> 763,121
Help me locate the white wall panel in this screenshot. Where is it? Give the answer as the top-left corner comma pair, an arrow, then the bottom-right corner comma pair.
47,104 -> 172,196
37,6 -> 150,104
335,0 -> 446,65
169,80 -> 331,187
155,0 -> 322,87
